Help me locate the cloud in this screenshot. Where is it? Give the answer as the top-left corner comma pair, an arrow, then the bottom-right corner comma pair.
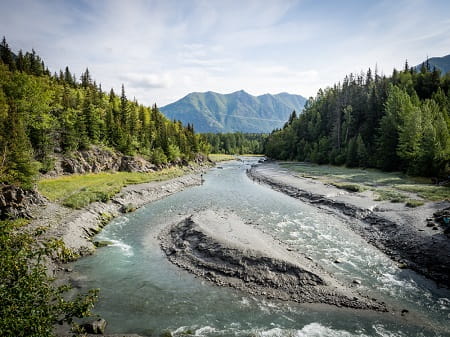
118,73 -> 172,89
1,0 -> 449,106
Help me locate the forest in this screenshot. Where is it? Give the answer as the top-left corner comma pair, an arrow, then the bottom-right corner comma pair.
202,132 -> 267,155
264,62 -> 450,177
0,37 -> 209,190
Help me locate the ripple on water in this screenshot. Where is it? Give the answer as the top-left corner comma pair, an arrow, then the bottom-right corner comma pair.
107,239 -> 134,257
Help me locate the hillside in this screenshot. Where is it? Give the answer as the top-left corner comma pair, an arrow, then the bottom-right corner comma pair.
414,54 -> 450,74
160,90 -> 306,133
0,37 -> 207,190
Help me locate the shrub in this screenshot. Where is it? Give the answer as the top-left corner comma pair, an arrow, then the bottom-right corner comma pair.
0,220 -> 98,336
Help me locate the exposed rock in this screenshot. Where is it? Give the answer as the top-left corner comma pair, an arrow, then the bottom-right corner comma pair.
61,147 -> 121,174
46,146 -> 210,177
119,156 -> 156,173
0,184 -> 45,220
82,318 -> 107,334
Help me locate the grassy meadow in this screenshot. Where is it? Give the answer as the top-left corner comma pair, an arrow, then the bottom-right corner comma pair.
38,167 -> 186,209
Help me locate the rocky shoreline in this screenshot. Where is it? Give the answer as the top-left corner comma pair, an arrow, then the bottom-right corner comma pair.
248,163 -> 450,288
28,166 -> 207,337
28,169 -> 206,277
159,209 -> 387,312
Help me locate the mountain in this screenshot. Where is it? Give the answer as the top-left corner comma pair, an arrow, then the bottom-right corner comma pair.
160,90 -> 307,133
414,54 -> 450,74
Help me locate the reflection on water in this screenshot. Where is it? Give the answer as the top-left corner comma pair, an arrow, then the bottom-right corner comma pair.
72,158 -> 450,336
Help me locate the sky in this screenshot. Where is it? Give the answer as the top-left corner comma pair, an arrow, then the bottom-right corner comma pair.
1,0 -> 450,106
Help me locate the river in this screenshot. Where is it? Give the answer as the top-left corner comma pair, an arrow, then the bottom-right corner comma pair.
72,158 -> 450,336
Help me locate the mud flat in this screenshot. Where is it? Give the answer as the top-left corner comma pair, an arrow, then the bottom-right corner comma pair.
248,163 -> 450,288
159,209 -> 386,311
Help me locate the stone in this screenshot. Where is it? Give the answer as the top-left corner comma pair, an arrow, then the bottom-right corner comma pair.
0,184 -> 45,220
82,318 -> 107,334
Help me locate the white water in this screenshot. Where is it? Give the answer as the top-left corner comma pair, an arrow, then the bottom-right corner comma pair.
72,158 -> 450,336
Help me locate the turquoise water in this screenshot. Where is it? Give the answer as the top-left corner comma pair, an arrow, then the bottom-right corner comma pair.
72,158 -> 450,336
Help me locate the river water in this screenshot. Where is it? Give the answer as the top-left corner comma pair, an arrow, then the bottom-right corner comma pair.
72,158 -> 450,336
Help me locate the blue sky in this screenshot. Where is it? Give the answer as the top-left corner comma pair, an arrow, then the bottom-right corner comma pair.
1,0 -> 449,105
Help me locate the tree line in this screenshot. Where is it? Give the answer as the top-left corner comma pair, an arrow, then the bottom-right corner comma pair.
0,37 -> 209,189
264,62 -> 450,177
202,132 -> 267,155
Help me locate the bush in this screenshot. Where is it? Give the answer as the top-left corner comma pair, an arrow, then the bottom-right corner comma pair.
0,219 -> 98,336
150,147 -> 168,165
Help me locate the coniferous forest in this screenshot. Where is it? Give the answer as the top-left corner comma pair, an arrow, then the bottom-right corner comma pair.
202,133 -> 267,155
0,38 -> 209,189
264,63 -> 450,177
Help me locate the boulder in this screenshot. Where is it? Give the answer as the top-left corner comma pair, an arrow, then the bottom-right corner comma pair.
82,318 -> 107,335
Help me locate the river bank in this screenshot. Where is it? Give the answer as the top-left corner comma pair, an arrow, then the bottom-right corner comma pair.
24,165 -> 208,337
29,169 -> 206,276
248,162 -> 450,288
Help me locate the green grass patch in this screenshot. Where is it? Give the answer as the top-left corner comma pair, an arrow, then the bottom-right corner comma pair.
396,184 -> 450,202
405,199 -> 425,208
38,167 -> 185,209
208,154 -> 236,162
373,189 -> 408,203
330,182 -> 366,192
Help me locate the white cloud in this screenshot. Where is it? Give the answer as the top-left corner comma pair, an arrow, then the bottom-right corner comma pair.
0,0 -> 449,106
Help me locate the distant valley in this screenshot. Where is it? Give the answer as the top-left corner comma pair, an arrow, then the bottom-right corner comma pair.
160,90 -> 306,133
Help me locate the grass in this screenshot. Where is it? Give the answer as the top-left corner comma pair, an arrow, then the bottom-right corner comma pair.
280,162 -> 450,203
330,182 -> 366,192
208,154 -> 236,162
374,189 -> 409,203
405,199 -> 425,208
37,167 -> 185,209
395,184 -> 450,202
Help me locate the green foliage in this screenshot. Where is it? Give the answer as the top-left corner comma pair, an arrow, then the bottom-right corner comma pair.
202,132 -> 267,155
265,64 -> 450,178
0,37 -> 205,188
0,219 -> 98,336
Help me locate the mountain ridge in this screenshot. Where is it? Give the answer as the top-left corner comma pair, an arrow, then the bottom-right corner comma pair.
414,54 -> 450,74
160,90 -> 306,133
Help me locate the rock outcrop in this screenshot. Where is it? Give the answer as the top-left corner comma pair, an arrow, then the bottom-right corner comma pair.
0,184 -> 45,220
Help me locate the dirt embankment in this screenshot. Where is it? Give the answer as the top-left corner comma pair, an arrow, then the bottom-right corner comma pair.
248,163 -> 450,288
159,209 -> 387,311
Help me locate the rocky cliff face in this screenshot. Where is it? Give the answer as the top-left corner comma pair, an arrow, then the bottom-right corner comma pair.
0,184 -> 45,220
50,146 -> 157,175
